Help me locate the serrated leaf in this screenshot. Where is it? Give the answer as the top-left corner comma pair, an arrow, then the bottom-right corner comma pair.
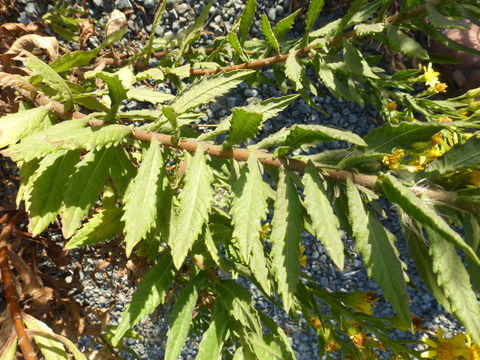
285,50 -> 303,90
126,88 -> 175,104
216,280 -> 262,335
165,273 -> 205,360
61,147 -> 114,238
27,150 -> 79,235
261,14 -> 280,53
303,163 -> 344,269
379,174 -> 480,265
425,4 -> 470,29
385,23 -> 428,60
23,314 -> 68,359
196,301 -> 230,360
425,136 -> 480,177
249,231 -> 271,295
342,39 -> 378,79
95,72 -> 127,122
270,168 -> 302,312
238,0 -> 256,44
0,105 -> 51,148
65,205 -> 123,249
123,139 -> 165,256
464,214 -> 480,292
346,179 -> 411,325
4,124 -> 131,162
170,70 -> 254,115
110,146 -> 136,197
111,254 -> 175,346
353,22 -> 384,35
228,31 -> 249,61
25,54 -> 73,110
274,9 -> 301,40
247,333 -> 288,359
16,158 -> 39,206
225,108 -> 263,148
427,227 -> 480,344
50,50 -> 98,73
250,124 -> 366,151
170,147 -> 213,269
305,0 -> 325,34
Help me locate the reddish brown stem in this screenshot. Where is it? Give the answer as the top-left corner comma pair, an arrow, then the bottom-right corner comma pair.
0,211 -> 36,360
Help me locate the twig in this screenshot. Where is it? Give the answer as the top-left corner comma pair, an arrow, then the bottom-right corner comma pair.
32,95 -> 469,211
0,211 -> 36,360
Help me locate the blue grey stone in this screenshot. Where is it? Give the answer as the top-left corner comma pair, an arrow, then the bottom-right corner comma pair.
267,8 -> 276,21
115,0 -> 132,9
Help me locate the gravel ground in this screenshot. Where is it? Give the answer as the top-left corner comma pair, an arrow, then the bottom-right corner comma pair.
6,0 -> 465,359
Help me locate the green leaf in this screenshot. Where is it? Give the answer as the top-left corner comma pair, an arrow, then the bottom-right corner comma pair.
425,136 -> 480,177
273,9 -> 301,40
170,147 -> 213,269
0,106 -> 51,147
165,273 -> 205,360
228,31 -> 249,61
143,0 -> 168,64
225,108 -> 263,148
25,54 -> 73,110
285,50 -> 303,90
23,314 -> 68,359
353,22 -> 384,35
123,139 -> 165,256
303,163 -> 344,269
261,14 -> 280,53
0,333 -> 17,360
247,334 -> 288,359
270,168 -> 302,312
126,88 -> 175,104
346,179 -> 411,325
61,147 -> 114,238
427,228 -> 480,344
50,50 -> 98,73
4,124 -> 131,162
342,39 -> 378,79
305,0 -> 325,34
110,146 -> 136,197
136,68 -> 165,82
27,150 -> 79,235
385,23 -> 428,60
238,0 -> 256,44
250,124 -> 366,151
216,280 -> 262,335
100,27 -> 128,48
196,301 -> 230,360
379,174 -> 480,265
95,72 -> 127,122
112,254 -> 175,346
425,4 -> 470,29
170,70 -> 254,115
464,214 -> 480,292
65,205 -> 124,249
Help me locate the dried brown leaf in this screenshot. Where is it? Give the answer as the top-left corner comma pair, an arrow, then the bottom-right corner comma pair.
6,34 -> 60,61
79,19 -> 95,50
106,9 -> 127,37
0,71 -> 37,99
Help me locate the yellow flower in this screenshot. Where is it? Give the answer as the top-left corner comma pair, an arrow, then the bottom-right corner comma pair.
382,148 -> 405,170
469,344 -> 480,360
431,133 -> 443,145
425,146 -> 443,160
299,244 -> 307,267
346,291 -> 378,316
351,331 -> 368,349
423,63 -> 440,87
387,101 -> 397,111
310,316 -> 322,329
260,223 -> 271,240
325,341 -> 340,352
421,329 -> 469,359
438,117 -> 452,123
434,82 -> 448,93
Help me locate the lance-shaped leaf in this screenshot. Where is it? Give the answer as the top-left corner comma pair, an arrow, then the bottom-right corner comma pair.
270,168 -> 302,312
25,54 -> 73,110
4,124 -> 131,162
305,0 -> 325,34
247,334 -> 290,359
385,23 -> 428,60
0,105 -> 51,147
196,301 -> 230,360
66,205 -> 123,249
261,13 -> 280,53
425,4 -> 470,29
61,147 -> 114,238
342,39 -> 378,79
346,179 -> 411,325
170,70 -> 254,115
303,163 -> 344,269
27,150 -> 79,235
95,72 -> 127,122
353,22 -> 384,35
285,50 -> 303,90
250,124 -> 366,151
379,174 -> 480,265
126,88 -> 175,104
238,0 -> 256,44
170,147 -> 213,269
216,280 -> 262,335
464,214 -> 480,292
225,108 -> 263,148
111,254 -> 175,346
110,146 -> 136,197
274,9 -> 301,39
425,136 -> 480,177
122,139 -> 165,256
427,228 -> 480,344
50,50 -> 98,73
23,313 -> 68,359
165,273 -> 205,360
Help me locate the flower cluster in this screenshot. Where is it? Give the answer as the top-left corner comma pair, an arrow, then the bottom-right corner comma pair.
421,329 -> 480,360
423,63 -> 448,93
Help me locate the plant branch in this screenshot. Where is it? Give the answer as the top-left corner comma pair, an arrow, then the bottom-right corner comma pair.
34,95 -> 468,211
0,211 -> 36,360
